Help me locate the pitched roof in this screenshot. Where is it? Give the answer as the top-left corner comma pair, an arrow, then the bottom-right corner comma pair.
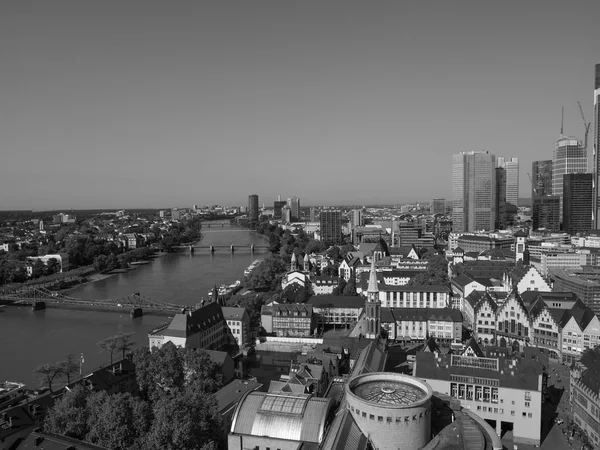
221,306 -> 247,321
214,379 -> 263,413
473,292 -> 498,314
367,258 -> 378,293
320,408 -> 368,450
164,302 -> 223,338
272,303 -> 313,315
307,295 -> 365,309
579,350 -> 600,395
463,337 -> 484,357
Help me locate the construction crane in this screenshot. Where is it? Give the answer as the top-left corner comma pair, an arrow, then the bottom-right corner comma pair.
527,173 -> 537,197
577,101 -> 591,150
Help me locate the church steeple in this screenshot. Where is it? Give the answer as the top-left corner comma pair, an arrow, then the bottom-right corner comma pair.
290,252 -> 298,271
365,258 -> 380,339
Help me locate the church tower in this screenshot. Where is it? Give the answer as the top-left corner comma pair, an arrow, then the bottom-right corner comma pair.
303,253 -> 310,272
513,230 -> 528,263
365,258 -> 380,339
290,252 -> 298,271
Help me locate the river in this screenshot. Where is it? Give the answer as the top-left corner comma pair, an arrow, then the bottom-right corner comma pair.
0,225 -> 271,386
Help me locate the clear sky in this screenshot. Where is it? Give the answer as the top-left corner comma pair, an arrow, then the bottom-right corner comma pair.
1,1 -> 599,210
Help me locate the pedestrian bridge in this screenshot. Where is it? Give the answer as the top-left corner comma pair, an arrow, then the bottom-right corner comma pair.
0,287 -> 185,316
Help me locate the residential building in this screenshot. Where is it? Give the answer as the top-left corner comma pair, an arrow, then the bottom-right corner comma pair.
248,194 -> 259,223
431,198 -> 446,215
532,160 -> 553,197
414,351 -> 546,445
563,173 -> 593,235
473,292 -> 498,346
497,157 -> 519,207
222,307 -> 250,349
25,253 -> 70,272
452,151 -> 497,232
571,349 -> 600,446
495,289 -> 531,352
271,303 -> 314,337
320,208 -> 342,245
502,265 -> 551,295
553,134 -> 587,222
593,63 -> 600,228
456,234 -> 513,253
148,302 -> 226,350
312,275 -> 339,295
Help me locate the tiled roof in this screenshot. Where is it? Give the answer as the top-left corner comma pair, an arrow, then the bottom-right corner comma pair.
320,408 -> 368,450
221,306 -> 247,320
214,379 -> 262,413
273,303 -> 313,315
351,341 -> 387,377
164,302 -> 223,338
463,337 -> 484,357
473,292 -> 497,314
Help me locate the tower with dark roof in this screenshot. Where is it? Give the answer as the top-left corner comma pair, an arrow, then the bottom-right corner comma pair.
365,258 -> 380,339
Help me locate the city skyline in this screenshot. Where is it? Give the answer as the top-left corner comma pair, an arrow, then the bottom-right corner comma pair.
1,2 -> 599,210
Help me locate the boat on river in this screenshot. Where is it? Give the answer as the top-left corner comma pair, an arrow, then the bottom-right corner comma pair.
244,259 -> 262,277
207,280 -> 242,298
0,381 -> 26,409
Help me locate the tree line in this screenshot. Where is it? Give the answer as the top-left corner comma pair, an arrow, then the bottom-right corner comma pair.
43,341 -> 223,450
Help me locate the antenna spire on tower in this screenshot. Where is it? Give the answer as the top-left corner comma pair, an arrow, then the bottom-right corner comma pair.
560,106 -> 564,137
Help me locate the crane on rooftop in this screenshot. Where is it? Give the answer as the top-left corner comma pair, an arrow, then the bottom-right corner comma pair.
577,101 -> 591,151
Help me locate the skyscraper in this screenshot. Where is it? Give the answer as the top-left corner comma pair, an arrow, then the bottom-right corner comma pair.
287,196 -> 300,221
351,209 -> 364,244
248,194 -> 259,223
563,173 -> 593,235
273,200 -> 286,219
320,208 -> 342,245
594,64 -> 600,228
452,151 -> 497,232
497,157 -> 519,207
532,196 -> 560,231
532,160 -> 553,197
430,198 -> 446,215
553,135 -> 587,222
495,167 -> 507,230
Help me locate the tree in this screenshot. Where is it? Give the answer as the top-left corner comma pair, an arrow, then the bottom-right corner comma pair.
44,384 -> 90,439
342,276 -> 358,296
60,353 -> 79,385
45,257 -> 61,275
86,391 -> 151,450
332,277 -> 346,295
33,362 -> 63,392
182,348 -> 224,395
116,332 -> 135,359
97,335 -> 121,365
408,254 -> 449,286
132,342 -> 185,402
326,246 -> 341,262
245,255 -> 287,291
144,389 -> 222,450
340,243 -> 356,259
321,264 -> 338,277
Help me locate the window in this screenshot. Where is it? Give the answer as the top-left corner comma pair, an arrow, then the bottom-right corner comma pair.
522,412 -> 526,417
511,411 -> 515,416
528,413 -> 532,418
524,391 -> 531,401
525,402 -> 530,408
499,408 -> 503,414
369,414 -> 374,420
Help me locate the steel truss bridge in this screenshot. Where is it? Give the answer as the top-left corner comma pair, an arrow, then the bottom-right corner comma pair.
0,287 -> 184,313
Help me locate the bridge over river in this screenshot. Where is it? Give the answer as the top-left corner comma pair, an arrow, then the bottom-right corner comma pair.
0,287 -> 187,317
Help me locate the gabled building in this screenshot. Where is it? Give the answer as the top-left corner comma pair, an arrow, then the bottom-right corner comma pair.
495,289 -> 530,352
338,254 -> 363,281
271,303 -> 314,337
473,292 -> 498,346
222,306 -> 251,349
502,264 -> 551,295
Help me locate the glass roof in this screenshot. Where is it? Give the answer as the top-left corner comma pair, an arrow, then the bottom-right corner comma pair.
259,394 -> 307,415
353,380 -> 426,405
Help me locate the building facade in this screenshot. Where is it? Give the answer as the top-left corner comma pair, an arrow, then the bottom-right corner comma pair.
571,350 -> 600,446
248,194 -> 259,223
553,135 -> 587,222
563,173 -> 593,235
497,157 -> 519,207
431,198 -> 446,215
532,160 -> 553,197
414,352 -> 546,445
271,303 -> 314,337
287,196 -> 301,221
320,209 -> 342,245
593,63 -> 600,229
532,195 -> 560,231
453,151 -> 497,232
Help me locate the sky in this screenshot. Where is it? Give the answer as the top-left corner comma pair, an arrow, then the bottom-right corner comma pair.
1,1 -> 599,210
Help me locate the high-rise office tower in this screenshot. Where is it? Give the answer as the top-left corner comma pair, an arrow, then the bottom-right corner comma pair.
248,194 -> 259,223
351,209 -> 364,244
320,208 -> 342,245
532,160 -> 553,197
281,206 -> 292,223
273,201 -> 286,219
287,196 -> 300,221
452,151 -> 497,232
310,207 -> 317,222
495,167 -> 507,230
532,196 -> 560,231
497,157 -> 519,207
594,64 -> 600,228
430,198 -> 446,215
563,173 -> 593,235
553,135 -> 587,222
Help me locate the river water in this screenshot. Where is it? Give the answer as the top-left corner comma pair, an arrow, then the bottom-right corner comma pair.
0,226 -> 272,387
